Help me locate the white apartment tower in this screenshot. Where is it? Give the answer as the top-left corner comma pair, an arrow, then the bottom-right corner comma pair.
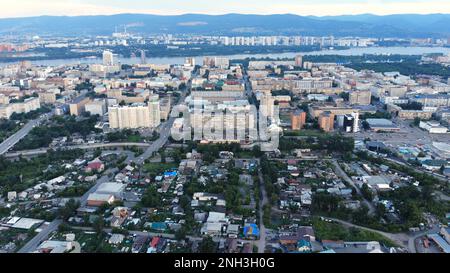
140,50 -> 146,64
351,111 -> 360,133
185,57 -> 196,67
103,50 -> 114,66
108,95 -> 160,129
295,55 -> 303,67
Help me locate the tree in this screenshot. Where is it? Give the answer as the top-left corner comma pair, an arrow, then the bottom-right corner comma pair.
93,216 -> 105,236
58,222 -> 71,233
399,201 -> 422,226
339,92 -> 349,101
111,227 -> 129,235
175,228 -> 187,241
311,193 -> 341,214
160,151 -> 166,163
251,145 -> 263,157
361,183 -> 374,201
375,203 -> 387,219
198,236 -> 217,253
94,148 -> 102,158
362,120 -> 370,130
398,102 -> 423,111
58,199 -> 80,221
141,185 -> 161,207
352,205 -> 371,224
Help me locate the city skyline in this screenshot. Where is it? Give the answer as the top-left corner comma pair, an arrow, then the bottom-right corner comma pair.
0,0 -> 449,259
3,0 -> 450,18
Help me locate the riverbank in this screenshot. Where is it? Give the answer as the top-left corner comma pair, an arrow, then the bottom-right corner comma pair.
1,46 -> 450,67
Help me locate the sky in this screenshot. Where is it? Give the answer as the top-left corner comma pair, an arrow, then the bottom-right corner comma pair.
2,0 -> 450,18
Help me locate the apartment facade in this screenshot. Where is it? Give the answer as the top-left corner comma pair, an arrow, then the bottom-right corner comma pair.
108,97 -> 160,129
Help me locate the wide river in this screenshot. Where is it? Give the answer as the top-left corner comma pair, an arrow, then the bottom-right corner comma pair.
2,46 -> 450,67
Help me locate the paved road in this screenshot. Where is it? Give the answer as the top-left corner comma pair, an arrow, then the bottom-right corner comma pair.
384,157 -> 448,183
17,87 -> 190,252
133,87 -> 189,166
331,159 -> 376,215
244,75 -> 253,98
354,118 -> 450,147
328,216 -> 444,253
0,111 -> 53,155
133,117 -> 175,165
4,142 -> 151,158
18,167 -> 118,253
16,102 -> 176,253
79,168 -> 118,204
323,217 -> 410,251
17,219 -> 63,253
408,226 -> 441,254
17,87 -> 189,253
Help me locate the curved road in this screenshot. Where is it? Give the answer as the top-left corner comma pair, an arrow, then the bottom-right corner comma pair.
323,217 -> 411,251
18,167 -> 118,253
4,142 -> 151,158
18,85 -> 189,253
330,159 -> 376,215
0,111 -> 54,155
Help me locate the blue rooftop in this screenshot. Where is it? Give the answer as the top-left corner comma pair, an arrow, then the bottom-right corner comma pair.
151,222 -> 167,231
243,224 -> 260,237
164,171 -> 178,177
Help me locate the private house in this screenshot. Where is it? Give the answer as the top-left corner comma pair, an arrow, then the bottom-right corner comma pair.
85,160 -> 105,173
86,193 -> 115,206
243,223 -> 260,239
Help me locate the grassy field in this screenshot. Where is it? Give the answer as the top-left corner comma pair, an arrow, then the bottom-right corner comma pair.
312,218 -> 397,247
127,134 -> 142,143
0,150 -> 84,195
143,162 -> 178,175
283,129 -> 323,137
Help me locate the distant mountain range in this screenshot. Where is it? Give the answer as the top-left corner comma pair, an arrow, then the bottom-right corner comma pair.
2,13 -> 450,38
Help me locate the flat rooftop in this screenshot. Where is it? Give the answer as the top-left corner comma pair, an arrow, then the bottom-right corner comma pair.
366,118 -> 394,127
97,182 -> 125,194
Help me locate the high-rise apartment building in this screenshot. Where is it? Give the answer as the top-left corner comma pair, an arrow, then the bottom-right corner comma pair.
258,92 -> 276,119
69,96 -> 91,116
85,99 -> 107,116
38,92 -> 57,104
103,50 -> 114,66
295,55 -> 303,67
185,57 -> 196,67
0,97 -> 41,119
108,95 -> 160,129
336,112 -> 359,133
140,50 -> 146,64
214,57 -> 229,69
349,90 -> 372,105
202,57 -> 229,69
291,110 -> 306,130
318,111 -> 335,132
203,57 -> 214,67
190,100 -> 256,142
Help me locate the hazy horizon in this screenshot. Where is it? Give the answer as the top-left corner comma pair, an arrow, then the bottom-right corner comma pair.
2,0 -> 450,19
3,12 -> 450,20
